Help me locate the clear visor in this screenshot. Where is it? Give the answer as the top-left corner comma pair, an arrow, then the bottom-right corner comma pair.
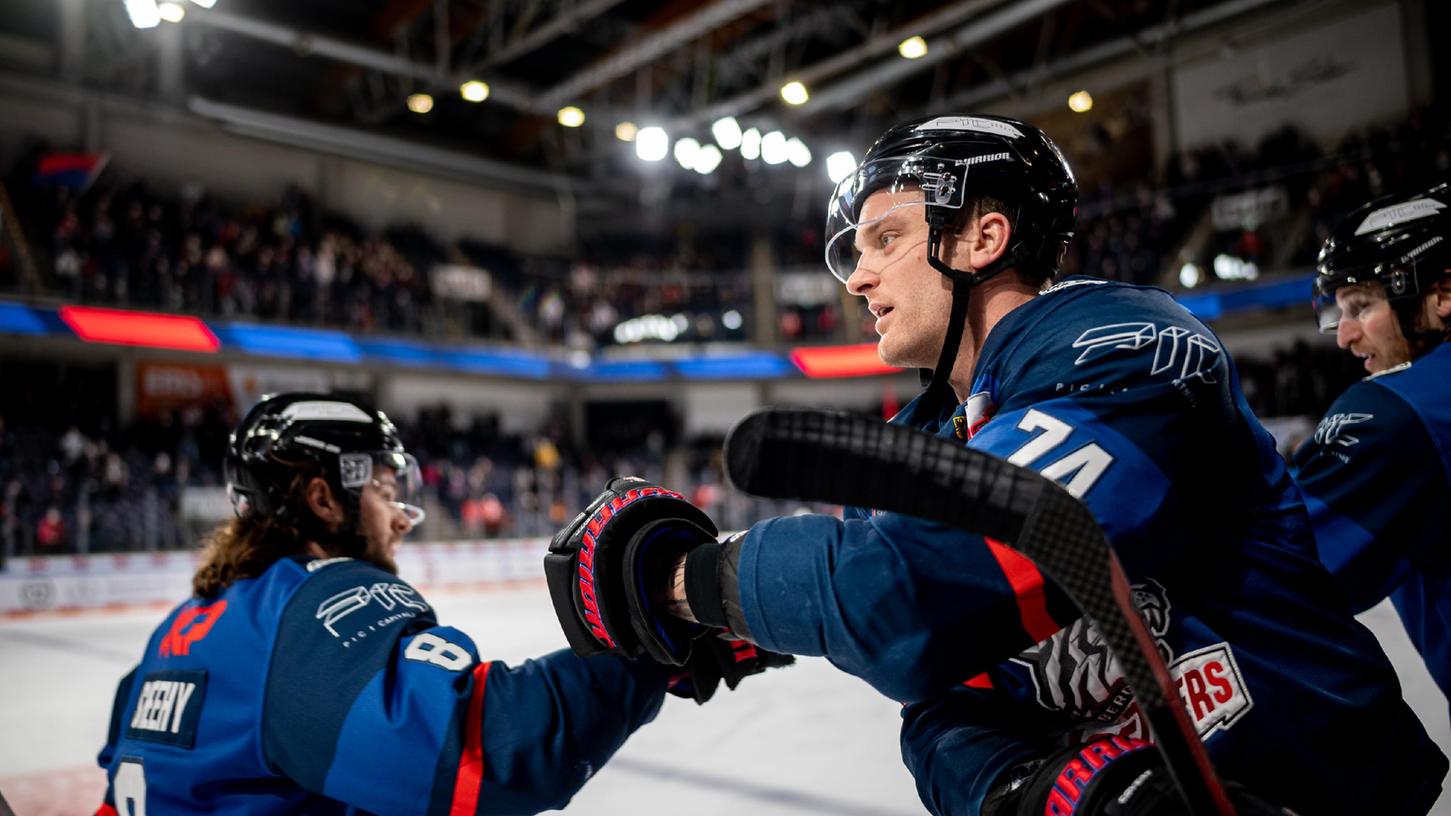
824,156 -> 970,283
340,451 -> 426,530
1312,263 -> 1418,333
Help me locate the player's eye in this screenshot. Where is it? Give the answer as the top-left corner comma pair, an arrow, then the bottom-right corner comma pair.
880,232 -> 898,249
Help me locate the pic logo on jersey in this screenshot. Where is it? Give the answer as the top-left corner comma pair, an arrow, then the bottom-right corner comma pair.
316,581 -> 429,638
159,600 -> 228,657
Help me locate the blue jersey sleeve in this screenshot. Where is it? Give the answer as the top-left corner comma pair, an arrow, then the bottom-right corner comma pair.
736,512 -> 1079,702
1291,380 -> 1451,611
735,286 -> 1251,703
900,685 -> 1063,816
96,665 -> 139,794
262,560 -> 669,815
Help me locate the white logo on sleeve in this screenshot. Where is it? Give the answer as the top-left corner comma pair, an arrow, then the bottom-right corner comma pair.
1313,412 -> 1373,448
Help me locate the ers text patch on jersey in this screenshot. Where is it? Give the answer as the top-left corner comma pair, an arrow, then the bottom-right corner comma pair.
126,669 -> 208,748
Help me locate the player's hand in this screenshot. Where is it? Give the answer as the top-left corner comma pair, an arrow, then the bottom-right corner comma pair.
544,477 -> 718,665
667,631 -> 795,704
990,736 -> 1295,816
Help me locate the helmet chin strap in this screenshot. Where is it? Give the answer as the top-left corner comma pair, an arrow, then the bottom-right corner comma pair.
921,214 -> 1012,401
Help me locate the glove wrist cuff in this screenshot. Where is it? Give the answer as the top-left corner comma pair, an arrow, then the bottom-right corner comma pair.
683,541 -> 728,629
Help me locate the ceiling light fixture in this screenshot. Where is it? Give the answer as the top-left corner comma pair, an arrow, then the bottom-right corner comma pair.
459,81 -> 490,102
898,36 -> 928,59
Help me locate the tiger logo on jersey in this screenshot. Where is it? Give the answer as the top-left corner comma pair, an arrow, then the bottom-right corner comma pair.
1011,579 -> 1253,740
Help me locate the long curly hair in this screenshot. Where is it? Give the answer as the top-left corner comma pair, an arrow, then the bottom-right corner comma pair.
193,469 -> 327,598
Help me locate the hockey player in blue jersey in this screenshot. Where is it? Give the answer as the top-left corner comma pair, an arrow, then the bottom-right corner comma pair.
547,115 -> 1447,815
1292,182 -> 1451,713
95,392 -> 787,815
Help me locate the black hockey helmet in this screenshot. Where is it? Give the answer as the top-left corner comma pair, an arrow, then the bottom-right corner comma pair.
225,392 -> 423,529
824,114 -> 1077,395
825,114 -> 1077,283
1313,181 -> 1451,334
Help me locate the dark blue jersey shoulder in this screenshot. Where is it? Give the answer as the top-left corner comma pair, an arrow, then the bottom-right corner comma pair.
1292,343 -> 1451,698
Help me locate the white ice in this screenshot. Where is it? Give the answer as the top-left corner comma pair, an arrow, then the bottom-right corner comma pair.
0,586 -> 1446,815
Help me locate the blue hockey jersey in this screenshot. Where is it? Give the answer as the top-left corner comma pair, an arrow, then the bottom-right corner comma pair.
1292,341 -> 1451,709
96,555 -> 669,815
729,278 -> 1446,815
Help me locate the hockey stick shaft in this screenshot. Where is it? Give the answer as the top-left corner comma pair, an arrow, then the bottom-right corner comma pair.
723,407 -> 1234,816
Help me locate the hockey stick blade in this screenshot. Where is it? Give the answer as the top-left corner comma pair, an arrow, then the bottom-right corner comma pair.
724,407 -> 1234,816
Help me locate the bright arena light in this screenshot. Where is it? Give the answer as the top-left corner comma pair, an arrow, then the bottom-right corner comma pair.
761,130 -> 788,165
124,0 -> 162,28
636,127 -> 669,161
674,137 -> 702,170
712,116 -> 743,150
615,121 -> 638,142
722,310 -> 743,330
557,106 -> 585,127
780,81 -> 810,106
693,145 -> 723,175
459,80 -> 490,102
187,0 -> 217,7
1179,263 -> 1202,288
786,137 -> 812,168
740,128 -> 761,160
826,151 -> 857,184
406,93 -> 434,114
1214,254 -> 1260,281
898,36 -> 928,59
1068,90 -> 1094,113
158,2 -> 185,22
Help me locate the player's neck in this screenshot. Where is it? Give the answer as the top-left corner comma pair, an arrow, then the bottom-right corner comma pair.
947,272 -> 1039,403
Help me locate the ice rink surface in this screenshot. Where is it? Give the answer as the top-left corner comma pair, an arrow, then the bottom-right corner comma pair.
2,582 -> 1446,816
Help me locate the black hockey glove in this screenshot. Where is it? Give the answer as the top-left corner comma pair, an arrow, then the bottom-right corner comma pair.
667,632 -> 795,704
988,736 -> 1294,816
544,476 -> 718,665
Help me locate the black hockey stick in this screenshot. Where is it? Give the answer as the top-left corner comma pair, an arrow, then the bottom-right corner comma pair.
723,407 -> 1235,816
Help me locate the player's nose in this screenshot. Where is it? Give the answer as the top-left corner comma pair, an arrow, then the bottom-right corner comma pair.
390,505 -> 412,535
1335,318 -> 1358,349
845,260 -> 878,296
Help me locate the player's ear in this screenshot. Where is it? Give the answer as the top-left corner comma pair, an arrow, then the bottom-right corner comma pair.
1430,276 -> 1451,321
304,477 -> 344,530
969,211 -> 1010,271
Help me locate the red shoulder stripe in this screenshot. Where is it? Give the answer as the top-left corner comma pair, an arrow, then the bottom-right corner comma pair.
984,537 -> 1059,642
449,661 -> 492,816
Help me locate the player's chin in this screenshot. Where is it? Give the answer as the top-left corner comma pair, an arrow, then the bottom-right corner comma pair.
875,336 -> 925,370
367,542 -> 401,575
